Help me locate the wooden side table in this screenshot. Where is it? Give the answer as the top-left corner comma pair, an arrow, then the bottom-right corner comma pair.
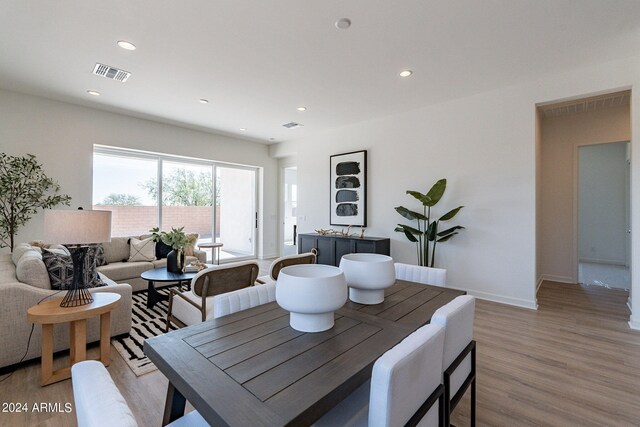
27,292 -> 121,386
197,242 -> 224,264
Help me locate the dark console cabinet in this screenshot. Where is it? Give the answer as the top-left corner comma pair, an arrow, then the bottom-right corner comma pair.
298,233 -> 391,266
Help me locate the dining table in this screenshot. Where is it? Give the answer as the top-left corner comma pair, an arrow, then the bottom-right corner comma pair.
143,279 -> 465,426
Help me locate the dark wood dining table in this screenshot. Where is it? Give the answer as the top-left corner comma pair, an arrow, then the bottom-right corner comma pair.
143,280 -> 465,426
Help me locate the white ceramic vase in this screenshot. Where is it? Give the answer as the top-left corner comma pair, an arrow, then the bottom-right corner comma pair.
339,253 -> 396,304
276,264 -> 348,332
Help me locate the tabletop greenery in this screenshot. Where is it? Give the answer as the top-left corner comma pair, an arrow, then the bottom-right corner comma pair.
0,153 -> 71,251
149,226 -> 196,250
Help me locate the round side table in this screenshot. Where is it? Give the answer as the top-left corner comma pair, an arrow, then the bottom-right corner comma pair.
27,292 -> 121,386
197,242 -> 224,264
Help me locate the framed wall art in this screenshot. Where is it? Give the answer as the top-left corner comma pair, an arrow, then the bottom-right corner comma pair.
330,150 -> 367,226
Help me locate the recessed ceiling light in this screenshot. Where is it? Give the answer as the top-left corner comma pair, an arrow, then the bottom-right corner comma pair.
199,99 -> 209,104
117,40 -> 136,51
87,90 -> 100,96
399,70 -> 413,77
297,106 -> 307,112
335,18 -> 351,29
239,128 -> 247,131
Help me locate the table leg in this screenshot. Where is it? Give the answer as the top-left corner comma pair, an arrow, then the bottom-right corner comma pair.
100,311 -> 111,366
70,319 -> 87,364
162,382 -> 186,426
147,281 -> 169,309
216,247 -> 220,265
41,323 -> 53,386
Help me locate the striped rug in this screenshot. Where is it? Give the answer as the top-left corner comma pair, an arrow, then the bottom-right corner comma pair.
112,288 -> 179,376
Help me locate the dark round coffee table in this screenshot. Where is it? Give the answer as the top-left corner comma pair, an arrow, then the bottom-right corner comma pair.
141,266 -> 211,309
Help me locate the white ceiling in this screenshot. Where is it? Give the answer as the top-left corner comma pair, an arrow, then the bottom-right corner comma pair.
2,1 -> 640,144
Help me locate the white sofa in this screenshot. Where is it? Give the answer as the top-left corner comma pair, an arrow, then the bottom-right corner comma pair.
96,235 -> 207,292
0,250 -> 132,369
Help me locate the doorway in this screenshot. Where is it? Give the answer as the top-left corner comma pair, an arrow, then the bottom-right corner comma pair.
577,142 -> 630,289
282,166 -> 297,256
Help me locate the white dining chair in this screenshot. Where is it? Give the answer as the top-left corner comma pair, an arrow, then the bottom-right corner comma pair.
213,281 -> 276,318
71,361 -> 210,427
256,252 -> 316,284
394,263 -> 446,287
431,295 -> 476,426
314,323 -> 446,427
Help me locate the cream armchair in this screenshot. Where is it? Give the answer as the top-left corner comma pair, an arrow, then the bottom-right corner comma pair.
166,261 -> 259,331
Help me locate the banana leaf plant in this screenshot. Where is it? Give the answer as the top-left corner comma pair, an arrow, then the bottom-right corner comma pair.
394,179 -> 464,267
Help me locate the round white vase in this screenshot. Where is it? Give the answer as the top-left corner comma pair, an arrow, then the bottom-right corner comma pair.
276,264 -> 348,332
339,253 -> 396,304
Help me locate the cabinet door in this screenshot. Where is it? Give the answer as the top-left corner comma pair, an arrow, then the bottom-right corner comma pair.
354,240 -> 376,254
315,238 -> 335,266
335,239 -> 354,265
298,235 -> 317,254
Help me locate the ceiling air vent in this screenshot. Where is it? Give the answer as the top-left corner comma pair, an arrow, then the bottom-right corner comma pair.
92,63 -> 131,82
282,122 -> 303,129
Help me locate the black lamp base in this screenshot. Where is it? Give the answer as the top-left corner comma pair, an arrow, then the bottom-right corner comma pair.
60,246 -> 94,308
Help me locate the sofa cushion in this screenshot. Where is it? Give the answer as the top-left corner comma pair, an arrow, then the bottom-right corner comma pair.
128,237 -> 156,262
103,237 -> 130,264
16,250 -> 50,289
184,233 -> 199,257
97,262 -> 154,282
11,243 -> 41,266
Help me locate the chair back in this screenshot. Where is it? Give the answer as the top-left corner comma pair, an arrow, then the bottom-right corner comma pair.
213,282 -> 277,318
191,261 -> 259,297
369,323 -> 445,427
269,252 -> 316,281
431,295 -> 475,396
395,262 -> 446,287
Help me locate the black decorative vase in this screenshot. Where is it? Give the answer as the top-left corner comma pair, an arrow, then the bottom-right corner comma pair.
166,249 -> 185,273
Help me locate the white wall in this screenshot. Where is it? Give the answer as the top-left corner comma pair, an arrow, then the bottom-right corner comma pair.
272,53 -> 640,317
0,89 -> 279,258
578,142 -> 628,265
539,106 -> 630,282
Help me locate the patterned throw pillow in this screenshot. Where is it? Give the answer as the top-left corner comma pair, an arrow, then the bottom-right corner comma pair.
42,247 -> 105,290
184,233 -> 199,256
128,237 -> 156,262
95,243 -> 108,266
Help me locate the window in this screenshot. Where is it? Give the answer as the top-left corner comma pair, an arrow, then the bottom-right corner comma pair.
92,146 -> 258,261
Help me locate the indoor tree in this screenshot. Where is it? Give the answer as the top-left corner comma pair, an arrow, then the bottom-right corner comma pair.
394,179 -> 464,267
0,153 -> 71,251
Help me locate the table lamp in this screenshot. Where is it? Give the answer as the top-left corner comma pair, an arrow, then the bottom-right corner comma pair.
43,209 -> 112,307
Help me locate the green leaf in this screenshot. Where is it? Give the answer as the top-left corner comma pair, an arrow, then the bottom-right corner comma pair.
395,224 -> 423,235
426,221 -> 437,241
406,190 -> 431,206
395,206 -> 427,221
394,225 -> 418,242
439,206 -> 463,221
425,179 -> 446,206
437,225 -> 465,237
437,232 -> 458,242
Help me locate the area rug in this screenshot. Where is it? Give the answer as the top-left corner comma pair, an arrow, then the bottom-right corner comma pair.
112,288 -> 178,376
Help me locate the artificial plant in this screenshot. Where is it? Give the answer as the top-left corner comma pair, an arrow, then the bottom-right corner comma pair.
394,179 -> 464,267
0,153 -> 72,251
149,226 -> 196,250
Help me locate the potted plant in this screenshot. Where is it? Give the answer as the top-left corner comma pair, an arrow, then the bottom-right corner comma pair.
150,226 -> 196,273
394,179 -> 464,267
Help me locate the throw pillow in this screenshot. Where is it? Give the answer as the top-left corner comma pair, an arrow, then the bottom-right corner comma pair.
95,243 -> 108,266
184,233 -> 199,257
155,240 -> 173,259
42,248 -> 105,290
129,237 -> 156,262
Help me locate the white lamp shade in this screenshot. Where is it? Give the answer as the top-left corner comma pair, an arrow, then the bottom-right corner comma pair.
43,210 -> 112,245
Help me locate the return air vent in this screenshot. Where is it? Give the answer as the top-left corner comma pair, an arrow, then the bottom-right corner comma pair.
92,63 -> 131,82
282,122 -> 303,129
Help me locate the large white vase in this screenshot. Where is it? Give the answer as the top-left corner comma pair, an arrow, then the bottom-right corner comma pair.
276,264 -> 348,332
339,253 -> 396,304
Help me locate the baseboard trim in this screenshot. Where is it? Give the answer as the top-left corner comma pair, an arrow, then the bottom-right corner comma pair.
628,297 -> 633,312
579,258 -> 626,266
465,289 -> 538,310
540,274 -> 575,284
259,253 -> 279,260
536,276 -> 544,293
628,317 -> 640,330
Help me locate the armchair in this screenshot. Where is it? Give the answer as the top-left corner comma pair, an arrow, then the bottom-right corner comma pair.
256,252 -> 316,284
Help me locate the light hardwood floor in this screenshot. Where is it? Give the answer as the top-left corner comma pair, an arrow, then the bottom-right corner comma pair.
1,279 -> 639,427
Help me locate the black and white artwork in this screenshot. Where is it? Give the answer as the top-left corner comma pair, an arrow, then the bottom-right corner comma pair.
330,150 -> 367,226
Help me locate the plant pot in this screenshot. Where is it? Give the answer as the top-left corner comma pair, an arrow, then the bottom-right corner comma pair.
167,249 -> 185,273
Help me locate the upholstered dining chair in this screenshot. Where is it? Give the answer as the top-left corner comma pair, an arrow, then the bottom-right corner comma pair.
166,261 -> 259,331
256,252 -> 316,284
213,281 -> 276,318
314,323 -> 446,427
431,295 -> 476,427
394,262 -> 447,287
72,360 -> 209,427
